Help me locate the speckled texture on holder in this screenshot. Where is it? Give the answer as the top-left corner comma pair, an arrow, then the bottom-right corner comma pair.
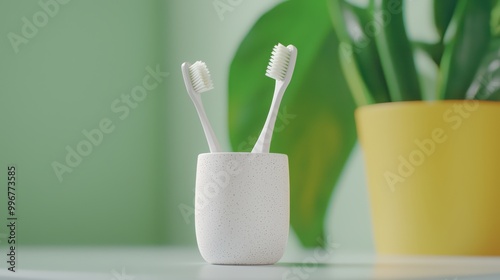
195,153 -> 289,265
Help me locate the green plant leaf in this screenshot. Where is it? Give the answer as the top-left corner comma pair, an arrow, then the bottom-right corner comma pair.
228,0 -> 357,247
414,48 -> 439,101
491,0 -> 500,37
372,0 -> 421,101
329,0 -> 390,104
406,0 -> 457,67
437,0 -> 491,100
413,42 -> 442,65
411,0 -> 457,66
337,43 -> 374,106
434,0 -> 458,38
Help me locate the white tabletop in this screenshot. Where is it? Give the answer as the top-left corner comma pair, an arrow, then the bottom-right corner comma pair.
1,247 -> 500,280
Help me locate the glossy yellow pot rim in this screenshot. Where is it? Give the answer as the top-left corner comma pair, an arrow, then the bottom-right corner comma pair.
356,100 -> 500,112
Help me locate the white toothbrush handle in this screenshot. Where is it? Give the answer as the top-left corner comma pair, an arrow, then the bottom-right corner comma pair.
190,94 -> 221,153
181,62 -> 221,153
252,81 -> 286,153
252,44 -> 297,154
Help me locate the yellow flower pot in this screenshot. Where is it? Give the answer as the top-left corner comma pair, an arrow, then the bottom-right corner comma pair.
356,101 -> 500,255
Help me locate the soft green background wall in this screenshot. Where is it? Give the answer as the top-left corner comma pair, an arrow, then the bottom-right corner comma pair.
0,0 -> 168,245
0,0 -> 374,251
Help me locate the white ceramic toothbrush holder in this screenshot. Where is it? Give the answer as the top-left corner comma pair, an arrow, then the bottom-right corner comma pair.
195,152 -> 290,265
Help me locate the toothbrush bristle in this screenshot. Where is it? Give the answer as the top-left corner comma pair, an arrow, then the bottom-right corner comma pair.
189,61 -> 214,93
266,43 -> 292,81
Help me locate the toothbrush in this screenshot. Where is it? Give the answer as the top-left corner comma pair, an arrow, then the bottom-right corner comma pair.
181,61 -> 221,153
252,43 -> 297,153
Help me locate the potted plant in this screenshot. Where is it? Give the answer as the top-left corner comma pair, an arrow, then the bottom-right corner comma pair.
228,0 -> 500,254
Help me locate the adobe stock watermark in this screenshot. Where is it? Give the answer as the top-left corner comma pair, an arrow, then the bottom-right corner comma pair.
384,100 -> 479,191
467,52 -> 500,100
51,65 -> 169,182
213,0 -> 243,21
281,235 -> 340,280
110,267 -> 135,280
178,159 -> 242,224
7,0 -> 71,54
340,0 -> 402,60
